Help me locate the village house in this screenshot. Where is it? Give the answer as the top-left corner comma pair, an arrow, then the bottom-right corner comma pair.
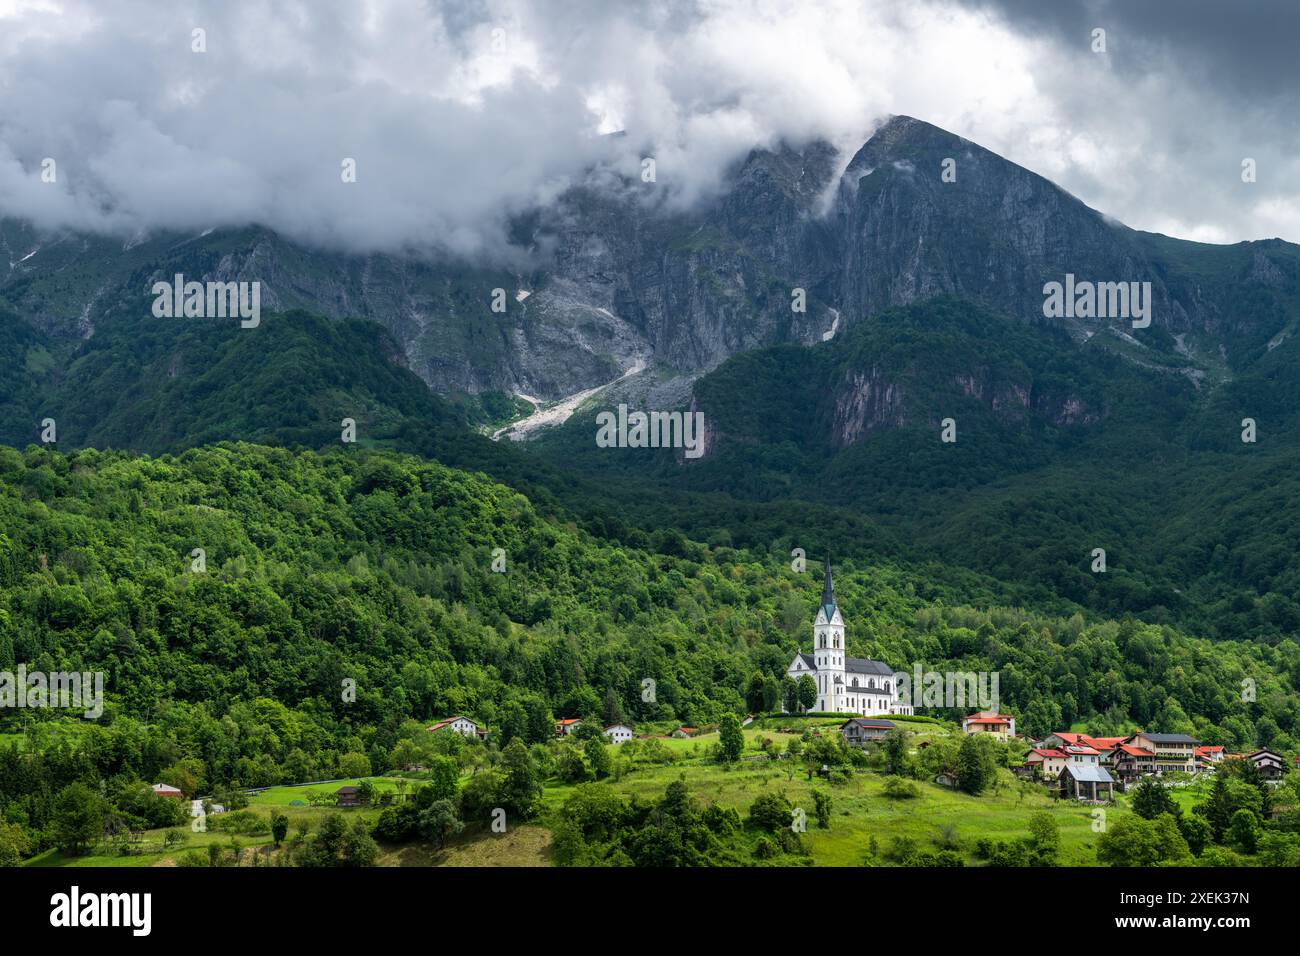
151,783 -> 184,799
962,710 -> 1016,739
428,716 -> 488,740
1063,744 -> 1102,768
335,786 -> 361,807
1038,732 -> 1122,751
554,718 -> 581,737
840,717 -> 896,748
1246,749 -> 1286,781
604,723 -> 634,744
1022,747 -> 1069,781
1195,745 -> 1225,771
1105,742 -> 1157,783
671,726 -> 698,738
1125,732 -> 1198,775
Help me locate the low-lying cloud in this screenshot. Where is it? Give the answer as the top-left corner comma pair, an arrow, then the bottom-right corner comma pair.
0,0 -> 1295,261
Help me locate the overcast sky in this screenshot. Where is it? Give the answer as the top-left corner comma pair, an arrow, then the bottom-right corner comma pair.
0,0 -> 1295,258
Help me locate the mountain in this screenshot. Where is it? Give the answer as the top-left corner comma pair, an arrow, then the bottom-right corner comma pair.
6,114 -> 1300,643
0,139 -> 844,407
834,117 -> 1300,370
9,116 -> 1300,424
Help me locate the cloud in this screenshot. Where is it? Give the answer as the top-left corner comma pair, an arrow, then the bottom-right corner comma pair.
0,0 -> 1294,260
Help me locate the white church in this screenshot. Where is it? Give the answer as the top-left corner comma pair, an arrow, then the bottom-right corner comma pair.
787,557 -> 913,716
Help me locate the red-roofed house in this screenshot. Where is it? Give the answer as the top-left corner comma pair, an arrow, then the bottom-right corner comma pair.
1084,736 -> 1126,753
554,718 -> 582,737
1023,748 -> 1069,781
1104,743 -> 1156,783
1195,745 -> 1225,771
962,711 -> 1015,739
1041,732 -> 1125,752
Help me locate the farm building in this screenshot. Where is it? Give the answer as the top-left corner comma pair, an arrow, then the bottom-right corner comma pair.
1059,764 -> 1115,802
604,723 -> 634,744
427,716 -> 488,740
839,717 -> 896,747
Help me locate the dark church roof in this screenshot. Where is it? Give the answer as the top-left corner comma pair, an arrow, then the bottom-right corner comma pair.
820,554 -> 837,620
846,658 -> 895,677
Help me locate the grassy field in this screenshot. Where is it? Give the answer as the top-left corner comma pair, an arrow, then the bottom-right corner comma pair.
542,755 -> 1121,866
541,717 -> 1132,866
23,718 -> 1149,867
23,777 -> 415,867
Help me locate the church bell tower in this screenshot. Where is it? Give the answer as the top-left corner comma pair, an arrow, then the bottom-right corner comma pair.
813,555 -> 845,711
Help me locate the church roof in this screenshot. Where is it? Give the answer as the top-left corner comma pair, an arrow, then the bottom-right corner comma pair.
794,653 -> 895,677
846,657 -> 894,676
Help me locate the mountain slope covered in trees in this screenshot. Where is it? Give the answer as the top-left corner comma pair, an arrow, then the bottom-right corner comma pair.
1,442 -> 1295,785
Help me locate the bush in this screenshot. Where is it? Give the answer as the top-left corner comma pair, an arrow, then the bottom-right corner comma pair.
882,778 -> 920,799
747,792 -> 794,832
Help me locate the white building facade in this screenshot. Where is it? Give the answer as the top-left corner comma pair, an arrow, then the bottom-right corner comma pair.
786,558 -> 913,716
604,723 -> 634,744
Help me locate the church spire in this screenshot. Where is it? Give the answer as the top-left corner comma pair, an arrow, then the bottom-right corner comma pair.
821,554 -> 836,614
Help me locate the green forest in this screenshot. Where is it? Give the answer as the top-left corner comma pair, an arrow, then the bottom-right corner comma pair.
1,440 -> 1297,865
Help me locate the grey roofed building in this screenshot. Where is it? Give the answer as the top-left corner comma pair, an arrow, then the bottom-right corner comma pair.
846,657 -> 894,676
1137,733 -> 1198,743
799,653 -> 894,677
1060,762 -> 1115,801
1063,764 -> 1114,783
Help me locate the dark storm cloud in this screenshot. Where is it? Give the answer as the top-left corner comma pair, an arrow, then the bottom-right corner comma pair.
960,0 -> 1300,102
0,0 -> 1295,256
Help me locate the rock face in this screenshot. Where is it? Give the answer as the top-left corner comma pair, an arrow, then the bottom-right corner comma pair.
3,115 -> 1298,406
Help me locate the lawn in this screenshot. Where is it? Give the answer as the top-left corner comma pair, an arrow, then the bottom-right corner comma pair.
24,775 -> 416,868
541,755 -> 1120,865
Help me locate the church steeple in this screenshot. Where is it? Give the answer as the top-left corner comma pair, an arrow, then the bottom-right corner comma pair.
820,554 -> 836,619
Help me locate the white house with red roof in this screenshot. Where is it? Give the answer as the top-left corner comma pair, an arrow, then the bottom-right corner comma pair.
1023,747 -> 1069,780
962,711 -> 1015,738
554,718 -> 582,737
1105,742 -> 1157,782
1195,745 -> 1225,770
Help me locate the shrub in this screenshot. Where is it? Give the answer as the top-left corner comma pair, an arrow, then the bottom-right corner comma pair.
747,792 -> 794,832
882,777 -> 920,799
